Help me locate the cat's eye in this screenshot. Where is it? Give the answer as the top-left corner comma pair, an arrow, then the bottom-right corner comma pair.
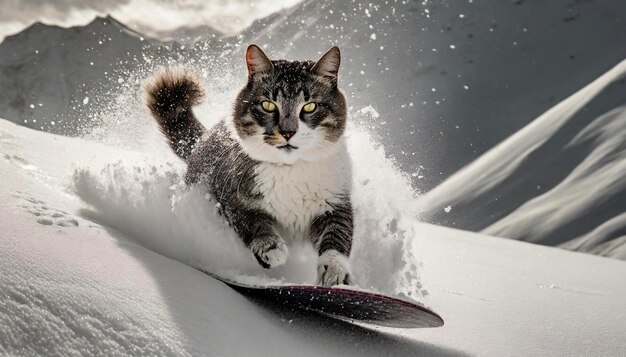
261,101 -> 277,112
302,102 -> 317,113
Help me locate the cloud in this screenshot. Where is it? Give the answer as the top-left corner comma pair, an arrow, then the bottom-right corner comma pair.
0,0 -> 130,22
0,0 -> 302,41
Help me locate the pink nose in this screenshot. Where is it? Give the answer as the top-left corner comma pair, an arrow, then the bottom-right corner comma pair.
280,130 -> 295,141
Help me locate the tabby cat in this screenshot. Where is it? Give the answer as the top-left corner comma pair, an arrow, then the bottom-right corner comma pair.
144,45 -> 353,286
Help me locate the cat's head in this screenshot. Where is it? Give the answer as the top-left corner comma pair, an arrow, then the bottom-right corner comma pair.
232,45 -> 347,165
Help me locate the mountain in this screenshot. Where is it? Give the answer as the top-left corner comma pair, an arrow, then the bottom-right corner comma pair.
419,59 -> 626,259
0,16 -> 181,135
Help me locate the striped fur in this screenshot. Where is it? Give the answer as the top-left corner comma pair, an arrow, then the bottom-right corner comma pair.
144,68 -> 206,160
144,45 -> 353,286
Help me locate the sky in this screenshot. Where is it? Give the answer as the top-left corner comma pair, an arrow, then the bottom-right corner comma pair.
0,0 -> 303,41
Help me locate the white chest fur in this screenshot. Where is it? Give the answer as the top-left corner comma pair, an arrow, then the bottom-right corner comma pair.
254,144 -> 351,241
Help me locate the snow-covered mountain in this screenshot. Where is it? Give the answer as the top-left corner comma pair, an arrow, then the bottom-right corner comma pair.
419,59 -> 626,260
2,118 -> 626,356
0,16 -> 183,135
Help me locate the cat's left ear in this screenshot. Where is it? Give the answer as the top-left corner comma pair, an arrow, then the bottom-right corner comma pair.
246,44 -> 273,76
312,46 -> 340,80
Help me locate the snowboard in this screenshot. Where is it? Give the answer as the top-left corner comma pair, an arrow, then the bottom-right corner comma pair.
198,269 -> 444,328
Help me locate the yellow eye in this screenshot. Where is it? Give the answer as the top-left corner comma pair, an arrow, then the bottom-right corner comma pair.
262,101 -> 277,112
302,102 -> 317,113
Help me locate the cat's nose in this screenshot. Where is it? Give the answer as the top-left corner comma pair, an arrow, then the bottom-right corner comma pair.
279,130 -> 296,141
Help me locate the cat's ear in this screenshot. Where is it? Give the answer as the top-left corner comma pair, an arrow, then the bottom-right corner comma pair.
246,44 -> 273,76
312,46 -> 341,80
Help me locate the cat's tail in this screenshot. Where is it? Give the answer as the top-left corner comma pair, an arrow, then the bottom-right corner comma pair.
144,68 -> 206,161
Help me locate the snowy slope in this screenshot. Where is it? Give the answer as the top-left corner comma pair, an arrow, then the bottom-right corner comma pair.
420,58 -> 626,259
2,118 -> 626,356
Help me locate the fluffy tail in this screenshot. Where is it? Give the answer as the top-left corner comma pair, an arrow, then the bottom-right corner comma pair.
144,68 -> 206,161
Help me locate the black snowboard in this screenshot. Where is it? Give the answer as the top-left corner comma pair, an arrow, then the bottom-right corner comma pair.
199,269 -> 444,328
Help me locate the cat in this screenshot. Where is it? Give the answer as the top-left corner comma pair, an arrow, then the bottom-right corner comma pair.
144,45 -> 353,286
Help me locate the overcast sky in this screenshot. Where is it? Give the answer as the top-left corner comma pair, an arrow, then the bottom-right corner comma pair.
0,0 -> 302,41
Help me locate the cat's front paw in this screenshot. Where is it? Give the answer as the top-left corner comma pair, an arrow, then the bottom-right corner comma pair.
316,250 -> 351,287
249,235 -> 289,269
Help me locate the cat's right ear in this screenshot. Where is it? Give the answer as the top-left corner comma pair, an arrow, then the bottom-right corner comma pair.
246,45 -> 273,76
312,46 -> 341,80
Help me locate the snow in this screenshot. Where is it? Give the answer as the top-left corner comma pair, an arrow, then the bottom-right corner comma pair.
2,117 -> 626,356
414,225 -> 626,356
420,58 -> 626,258
422,59 -> 626,208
